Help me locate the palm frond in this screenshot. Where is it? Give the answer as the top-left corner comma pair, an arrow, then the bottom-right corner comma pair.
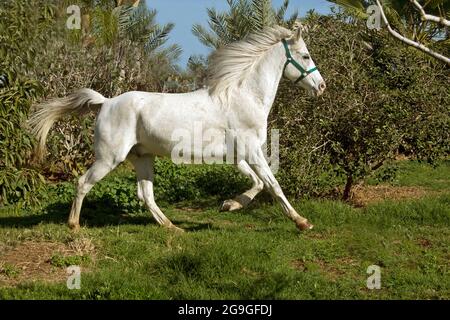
285,11 -> 299,28
227,0 -> 253,40
192,24 -> 222,49
327,0 -> 368,19
193,0 -> 298,48
144,23 -> 174,53
92,6 -> 120,46
115,5 -> 137,38
251,0 -> 276,29
157,44 -> 183,62
276,0 -> 290,22
207,8 -> 231,42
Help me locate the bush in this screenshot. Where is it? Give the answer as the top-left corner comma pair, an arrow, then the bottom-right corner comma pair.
153,159 -> 249,203
0,1 -> 56,206
46,159 -> 249,210
0,80 -> 46,205
270,12 -> 449,200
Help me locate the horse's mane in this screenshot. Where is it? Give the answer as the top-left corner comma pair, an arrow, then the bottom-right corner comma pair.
205,26 -> 293,104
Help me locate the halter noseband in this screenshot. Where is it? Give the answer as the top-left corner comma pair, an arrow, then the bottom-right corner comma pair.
281,39 -> 317,83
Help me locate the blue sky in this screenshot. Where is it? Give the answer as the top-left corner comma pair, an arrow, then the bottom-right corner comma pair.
146,0 -> 333,68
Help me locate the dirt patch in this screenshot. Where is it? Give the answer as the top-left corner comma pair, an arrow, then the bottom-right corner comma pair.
315,259 -> 347,280
351,184 -> 429,207
291,257 -> 358,280
290,260 -> 307,272
417,237 -> 433,248
0,238 -> 95,287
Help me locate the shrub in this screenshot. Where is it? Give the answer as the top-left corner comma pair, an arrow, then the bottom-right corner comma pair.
0,80 -> 46,205
271,12 -> 449,200
153,159 -> 249,203
0,1 -> 56,206
46,159 -> 249,209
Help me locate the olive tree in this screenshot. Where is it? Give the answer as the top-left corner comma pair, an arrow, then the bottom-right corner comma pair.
272,12 -> 449,200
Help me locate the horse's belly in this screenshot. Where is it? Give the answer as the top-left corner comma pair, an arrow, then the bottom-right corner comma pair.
137,128 -> 229,162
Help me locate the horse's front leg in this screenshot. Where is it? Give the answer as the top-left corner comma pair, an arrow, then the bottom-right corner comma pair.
220,159 -> 264,211
247,147 -> 313,231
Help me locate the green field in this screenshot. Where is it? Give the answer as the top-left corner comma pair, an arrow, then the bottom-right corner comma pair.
0,161 -> 449,299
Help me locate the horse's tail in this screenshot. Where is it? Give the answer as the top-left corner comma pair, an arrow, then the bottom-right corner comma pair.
28,88 -> 107,161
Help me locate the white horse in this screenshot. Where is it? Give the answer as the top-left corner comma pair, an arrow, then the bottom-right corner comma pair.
29,23 -> 326,232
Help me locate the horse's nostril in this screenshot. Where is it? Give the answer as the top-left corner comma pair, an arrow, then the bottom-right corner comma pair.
319,82 -> 326,91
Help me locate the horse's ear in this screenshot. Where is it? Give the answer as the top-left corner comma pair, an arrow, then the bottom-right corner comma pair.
291,20 -> 304,42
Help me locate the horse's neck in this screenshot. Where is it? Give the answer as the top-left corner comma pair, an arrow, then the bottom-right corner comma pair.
242,43 -> 285,117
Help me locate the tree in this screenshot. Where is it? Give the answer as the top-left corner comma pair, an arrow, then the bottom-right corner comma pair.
0,0 -> 55,205
375,0 -> 449,65
272,11 -> 449,201
329,0 -> 449,39
187,55 -> 209,89
87,1 -> 177,52
328,0 -> 450,64
192,0 -> 299,49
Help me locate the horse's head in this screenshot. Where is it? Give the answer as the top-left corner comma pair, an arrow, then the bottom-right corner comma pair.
282,22 -> 326,97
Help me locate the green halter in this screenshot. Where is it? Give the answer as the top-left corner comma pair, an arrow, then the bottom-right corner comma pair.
281,39 -> 317,84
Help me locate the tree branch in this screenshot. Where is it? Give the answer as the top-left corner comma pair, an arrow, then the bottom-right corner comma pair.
371,159 -> 385,171
410,0 -> 450,27
376,0 -> 450,66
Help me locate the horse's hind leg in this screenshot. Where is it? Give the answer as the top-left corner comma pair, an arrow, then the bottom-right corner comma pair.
221,160 -> 264,211
68,160 -> 117,230
68,141 -> 133,230
129,154 -> 184,233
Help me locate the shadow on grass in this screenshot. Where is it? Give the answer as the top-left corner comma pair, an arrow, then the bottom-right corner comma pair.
230,272 -> 293,299
0,197 -> 215,232
155,248 -> 294,299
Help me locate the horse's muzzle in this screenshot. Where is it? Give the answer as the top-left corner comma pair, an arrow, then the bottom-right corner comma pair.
315,81 -> 326,96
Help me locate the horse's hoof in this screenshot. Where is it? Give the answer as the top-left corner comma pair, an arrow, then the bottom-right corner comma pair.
220,199 -> 243,212
168,224 -> 185,234
295,219 -> 314,231
68,222 -> 80,232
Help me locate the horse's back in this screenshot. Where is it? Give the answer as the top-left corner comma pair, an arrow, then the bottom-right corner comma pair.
95,89 -> 225,158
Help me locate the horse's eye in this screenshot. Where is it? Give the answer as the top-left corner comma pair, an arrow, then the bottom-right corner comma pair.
303,55 -> 311,60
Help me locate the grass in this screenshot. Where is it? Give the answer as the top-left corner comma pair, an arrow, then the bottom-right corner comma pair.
394,160 -> 450,191
0,161 -> 448,299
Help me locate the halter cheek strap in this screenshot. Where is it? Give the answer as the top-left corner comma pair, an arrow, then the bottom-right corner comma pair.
282,39 -> 317,84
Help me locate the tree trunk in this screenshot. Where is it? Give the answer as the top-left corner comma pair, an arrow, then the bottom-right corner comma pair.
343,175 -> 353,201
